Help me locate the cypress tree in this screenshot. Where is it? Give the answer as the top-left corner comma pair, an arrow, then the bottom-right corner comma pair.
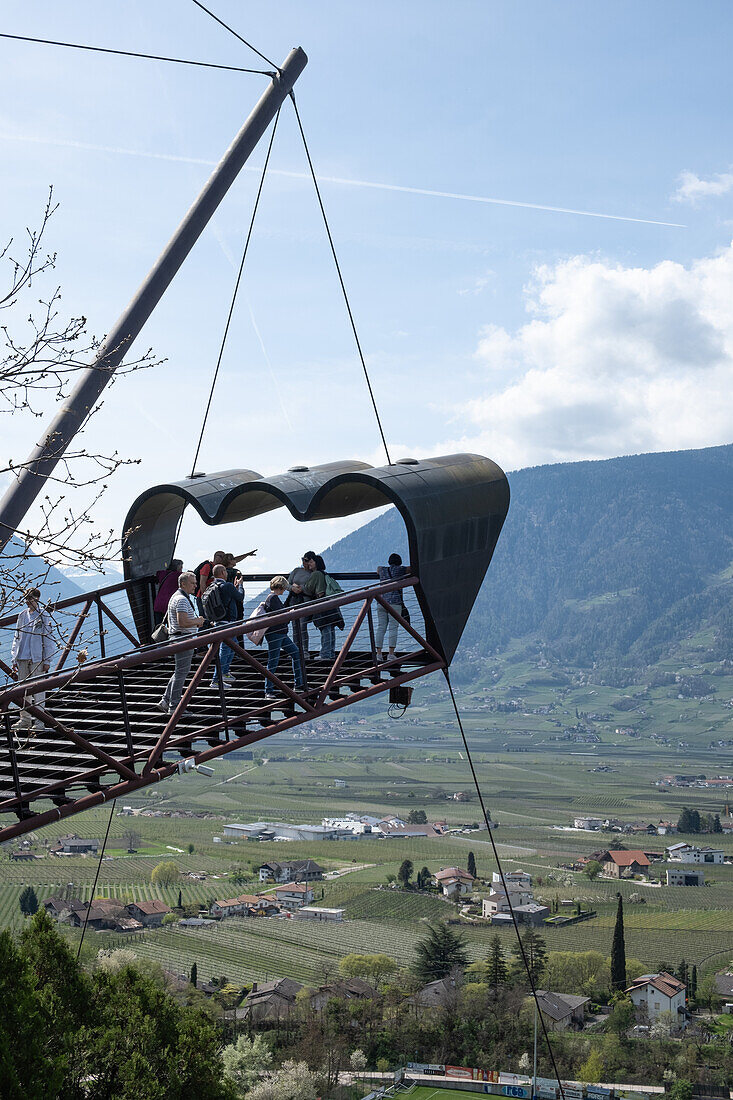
190,961 -> 198,988
690,965 -> 697,999
467,851 -> 477,878
611,893 -> 627,992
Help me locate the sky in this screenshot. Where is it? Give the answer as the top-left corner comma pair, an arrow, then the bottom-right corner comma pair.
1,1 -> 733,578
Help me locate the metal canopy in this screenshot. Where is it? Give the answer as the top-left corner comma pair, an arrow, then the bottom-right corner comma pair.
122,452 -> 510,663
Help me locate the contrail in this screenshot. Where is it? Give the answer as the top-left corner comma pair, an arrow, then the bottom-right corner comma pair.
1,131 -> 686,228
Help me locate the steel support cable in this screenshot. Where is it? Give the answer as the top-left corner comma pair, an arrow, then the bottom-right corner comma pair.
169,107 -> 281,559
0,31 -> 272,75
76,798 -> 116,960
190,0 -> 278,70
443,670 -> 566,1100
289,92 -> 392,468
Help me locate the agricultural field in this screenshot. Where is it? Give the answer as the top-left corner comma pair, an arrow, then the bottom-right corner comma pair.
3,668 -> 733,984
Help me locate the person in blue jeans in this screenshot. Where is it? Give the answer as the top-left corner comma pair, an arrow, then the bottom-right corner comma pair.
263,576 -> 304,698
205,564 -> 244,688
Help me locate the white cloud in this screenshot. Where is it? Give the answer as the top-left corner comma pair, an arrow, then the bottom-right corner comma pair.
673,169 -> 733,204
450,245 -> 733,470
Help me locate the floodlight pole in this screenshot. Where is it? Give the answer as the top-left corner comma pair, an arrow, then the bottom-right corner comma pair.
0,46 -> 308,554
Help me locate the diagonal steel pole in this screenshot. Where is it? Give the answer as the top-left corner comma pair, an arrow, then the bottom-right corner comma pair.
0,47 -> 307,553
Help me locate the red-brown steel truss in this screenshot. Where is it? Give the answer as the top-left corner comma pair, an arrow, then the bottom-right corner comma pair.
0,575 -> 444,843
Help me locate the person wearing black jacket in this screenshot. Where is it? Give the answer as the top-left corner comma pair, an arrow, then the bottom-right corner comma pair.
205,564 -> 244,687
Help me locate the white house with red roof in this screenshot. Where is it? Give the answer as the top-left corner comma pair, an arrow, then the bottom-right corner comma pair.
434,866 -> 474,898
626,971 -> 687,1029
274,882 -> 315,910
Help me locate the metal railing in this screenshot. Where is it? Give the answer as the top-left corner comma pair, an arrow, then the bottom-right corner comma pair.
0,575 -> 444,841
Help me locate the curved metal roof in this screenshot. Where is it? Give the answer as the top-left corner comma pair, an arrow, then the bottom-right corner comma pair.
122,453 -> 509,664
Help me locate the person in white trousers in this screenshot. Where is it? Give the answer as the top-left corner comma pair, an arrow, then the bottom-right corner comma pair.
10,588 -> 57,731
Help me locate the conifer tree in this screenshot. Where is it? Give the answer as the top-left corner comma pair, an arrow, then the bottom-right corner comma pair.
485,935 -> 508,989
467,851 -> 477,878
19,885 -> 38,917
611,893 -> 627,991
413,921 -> 468,982
190,961 -> 198,988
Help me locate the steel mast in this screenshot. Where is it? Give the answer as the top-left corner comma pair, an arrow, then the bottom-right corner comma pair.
0,46 -> 307,553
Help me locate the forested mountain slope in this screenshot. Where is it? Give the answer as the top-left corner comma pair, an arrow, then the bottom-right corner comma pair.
325,444 -> 733,672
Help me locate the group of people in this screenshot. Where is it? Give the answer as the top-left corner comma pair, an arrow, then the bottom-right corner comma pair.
5,547 -> 410,729
156,547 -> 408,712
156,548 -> 359,712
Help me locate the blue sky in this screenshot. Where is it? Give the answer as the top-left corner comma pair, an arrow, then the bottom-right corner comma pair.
2,2 -> 733,575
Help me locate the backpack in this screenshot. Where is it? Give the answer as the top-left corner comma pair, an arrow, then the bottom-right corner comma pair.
194,559 -> 212,597
324,573 -> 343,597
202,580 -> 227,623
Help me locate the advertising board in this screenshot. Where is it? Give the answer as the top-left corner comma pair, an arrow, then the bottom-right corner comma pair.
445,1066 -> 474,1080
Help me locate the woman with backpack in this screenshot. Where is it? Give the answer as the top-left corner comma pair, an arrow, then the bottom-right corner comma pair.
304,555 -> 344,662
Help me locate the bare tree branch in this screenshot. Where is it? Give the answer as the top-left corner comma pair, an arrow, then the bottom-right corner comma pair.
0,190 -> 164,630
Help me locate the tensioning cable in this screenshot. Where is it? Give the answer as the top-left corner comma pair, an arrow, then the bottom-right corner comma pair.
189,0 -> 279,71
0,32 -> 272,76
76,798 -> 116,960
443,669 -> 567,1100
170,106 -> 282,559
290,92 -> 392,468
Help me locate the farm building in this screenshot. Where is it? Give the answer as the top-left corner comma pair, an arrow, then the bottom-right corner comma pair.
599,850 -> 650,878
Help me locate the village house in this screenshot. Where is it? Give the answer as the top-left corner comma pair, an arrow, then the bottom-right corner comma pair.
626,972 -> 687,1030
624,823 -> 657,836
42,896 -> 86,919
49,837 -> 100,856
273,882 -> 314,910
434,867 -> 474,898
666,842 -> 724,864
534,991 -> 590,1030
599,850 -> 650,878
125,899 -> 171,928
493,869 -> 532,889
657,821 -> 677,835
308,977 -> 376,1011
65,898 -> 126,931
483,882 -> 533,918
239,978 -> 303,1022
714,969 -> 733,1005
10,849 -> 37,861
258,859 -> 324,883
573,816 -> 603,830
210,896 -> 251,919
666,868 -> 705,886
409,975 -> 461,1010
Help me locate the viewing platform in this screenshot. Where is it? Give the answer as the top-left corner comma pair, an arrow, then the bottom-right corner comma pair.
0,572 -> 442,842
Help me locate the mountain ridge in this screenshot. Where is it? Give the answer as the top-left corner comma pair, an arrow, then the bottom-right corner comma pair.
323,442 -> 733,674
